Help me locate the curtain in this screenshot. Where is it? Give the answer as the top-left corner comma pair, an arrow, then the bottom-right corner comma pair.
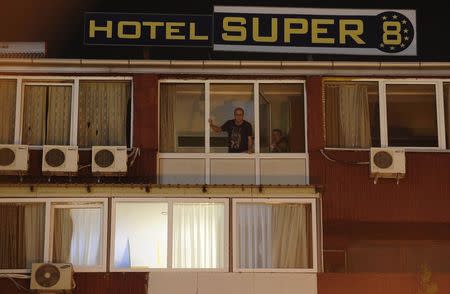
24,204 -> 45,268
237,204 -> 272,268
172,203 -> 224,268
289,94 -> 305,152
0,204 -> 26,269
325,83 -> 371,148
22,86 -> 47,145
46,86 -> 72,145
70,209 -> 101,266
272,204 -> 310,268
53,209 -> 73,263
160,84 -> 176,152
0,80 -> 17,144
78,81 -> 130,147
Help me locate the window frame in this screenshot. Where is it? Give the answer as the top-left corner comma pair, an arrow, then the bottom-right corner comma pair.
110,197 -> 230,273
0,197 -> 108,273
324,78 -> 447,151
232,198 -> 318,273
0,76 -> 134,150
157,79 -> 309,185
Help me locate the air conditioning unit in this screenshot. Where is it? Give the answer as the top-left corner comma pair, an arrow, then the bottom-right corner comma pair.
370,147 -> 405,183
92,146 -> 127,175
30,263 -> 73,291
42,145 -> 78,175
0,144 -> 28,175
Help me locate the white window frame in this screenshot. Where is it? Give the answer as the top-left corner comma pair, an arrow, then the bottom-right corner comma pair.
0,198 -> 108,273
232,197 -> 318,273
110,197 -> 229,273
324,78 -> 449,151
0,76 -> 133,150
157,79 -> 309,184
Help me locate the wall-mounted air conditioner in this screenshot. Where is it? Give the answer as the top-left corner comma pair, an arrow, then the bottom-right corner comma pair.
30,263 -> 73,291
370,147 -> 405,183
0,144 -> 28,174
42,145 -> 78,175
92,146 -> 127,175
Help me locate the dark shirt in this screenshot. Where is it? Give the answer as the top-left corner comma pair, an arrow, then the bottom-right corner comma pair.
221,120 -> 253,153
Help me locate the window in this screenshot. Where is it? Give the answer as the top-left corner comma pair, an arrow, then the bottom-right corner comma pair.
325,82 -> 380,148
112,199 -> 228,271
325,80 -> 444,149
0,79 -> 17,144
78,81 -> 132,148
0,199 -> 107,273
259,83 -> 305,153
158,80 -> 308,185
22,84 -> 72,145
52,204 -> 104,268
0,202 -> 45,271
233,199 -> 316,272
386,84 -> 438,147
160,83 -> 205,153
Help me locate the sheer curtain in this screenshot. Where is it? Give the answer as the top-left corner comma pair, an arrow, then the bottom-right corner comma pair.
0,79 -> 17,144
237,204 -> 272,268
238,203 -> 311,269
172,203 -> 225,268
24,204 -> 45,268
325,83 -> 371,148
160,84 -> 176,152
53,208 -> 102,266
22,86 -> 47,145
78,81 -> 130,147
46,86 -> 72,145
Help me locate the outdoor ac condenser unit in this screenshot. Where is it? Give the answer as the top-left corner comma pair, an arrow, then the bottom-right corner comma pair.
30,263 -> 73,291
92,146 -> 127,175
370,147 -> 405,183
42,145 -> 78,175
0,144 -> 28,174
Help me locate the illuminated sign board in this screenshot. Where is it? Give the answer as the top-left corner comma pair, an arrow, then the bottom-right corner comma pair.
84,6 -> 416,56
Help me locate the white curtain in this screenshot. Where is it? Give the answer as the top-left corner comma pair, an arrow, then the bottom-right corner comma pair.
172,203 -> 225,268
237,204 -> 272,268
0,79 -> 17,144
69,209 -> 101,266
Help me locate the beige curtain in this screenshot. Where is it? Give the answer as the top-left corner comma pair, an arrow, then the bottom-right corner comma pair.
22,86 -> 47,145
0,204 -> 26,269
46,86 -> 72,145
24,204 -> 45,268
271,204 -> 311,268
53,209 -> 73,263
325,83 -> 371,148
160,84 -> 176,152
78,81 -> 130,147
0,80 -> 17,144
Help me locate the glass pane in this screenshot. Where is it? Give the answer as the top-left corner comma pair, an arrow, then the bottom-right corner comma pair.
0,203 -> 45,269
160,83 -> 205,153
53,207 -> 102,267
114,202 -> 168,269
78,81 -> 131,147
259,84 -> 305,153
210,84 -> 254,153
172,202 -> 225,269
22,85 -> 72,145
444,83 -> 450,149
386,84 -> 437,147
236,202 -> 312,269
0,79 -> 17,144
325,82 -> 380,148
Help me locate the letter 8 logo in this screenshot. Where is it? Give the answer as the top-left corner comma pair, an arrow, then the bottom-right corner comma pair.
377,11 -> 414,53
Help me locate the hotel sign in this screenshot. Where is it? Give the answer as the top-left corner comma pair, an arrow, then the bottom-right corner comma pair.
84,6 -> 416,56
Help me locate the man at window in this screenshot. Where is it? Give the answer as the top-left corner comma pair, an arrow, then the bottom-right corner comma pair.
270,129 -> 288,152
209,107 -> 253,153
